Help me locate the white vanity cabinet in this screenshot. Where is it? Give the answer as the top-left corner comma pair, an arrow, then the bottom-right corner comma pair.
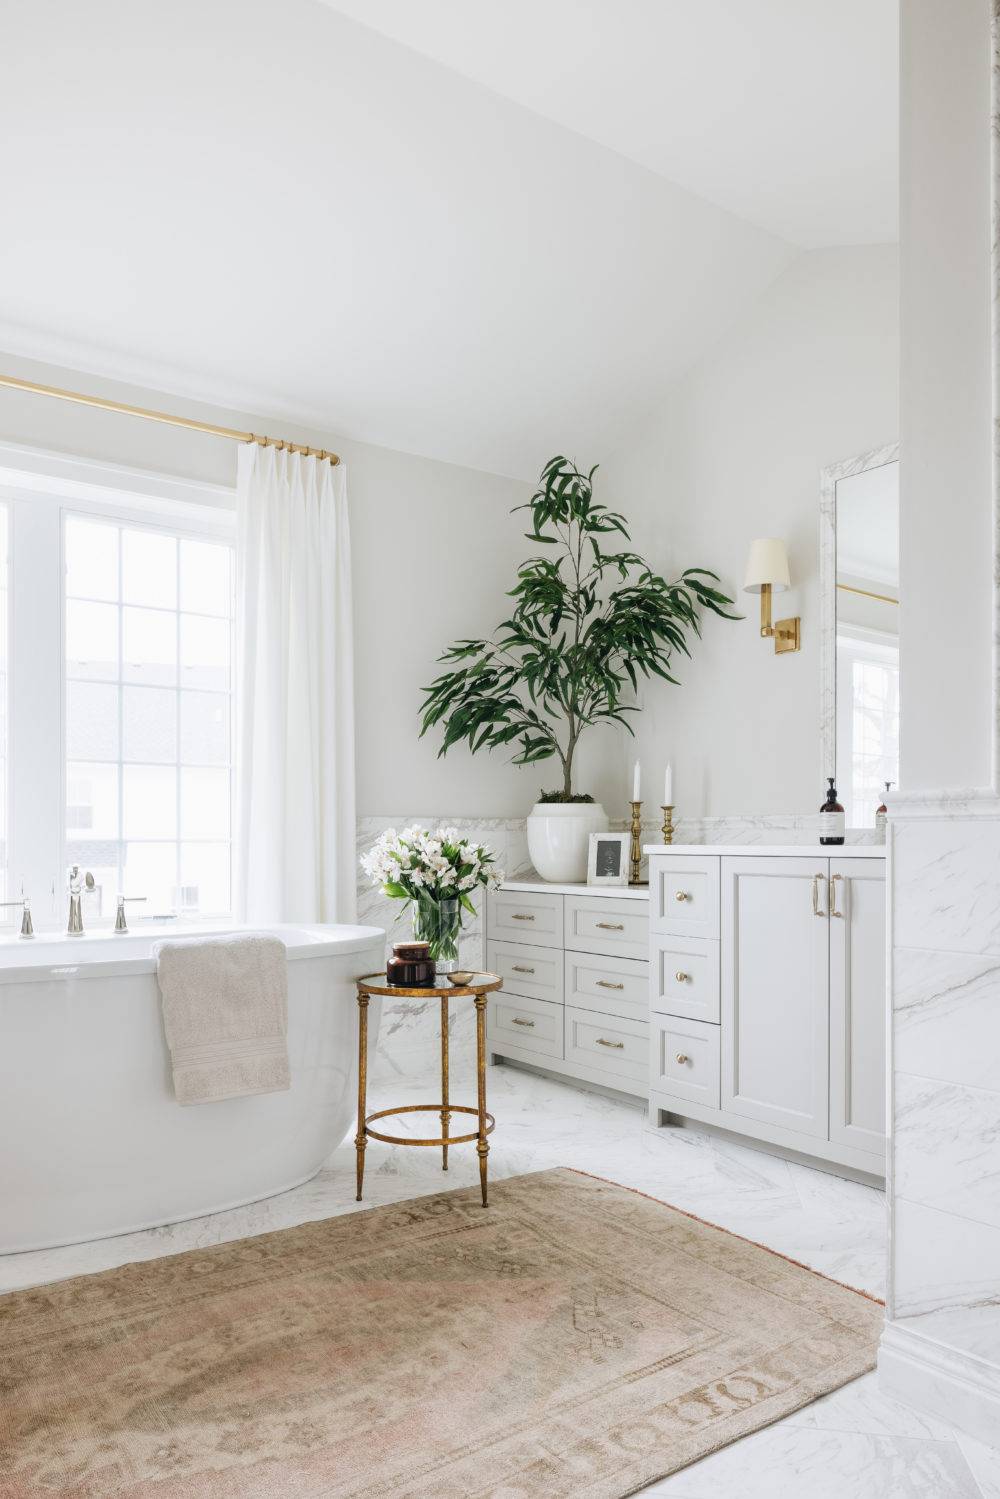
648,846 -> 886,1176
485,880 -> 649,1097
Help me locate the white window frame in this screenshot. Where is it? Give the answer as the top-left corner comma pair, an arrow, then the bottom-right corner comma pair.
0,442 -> 236,931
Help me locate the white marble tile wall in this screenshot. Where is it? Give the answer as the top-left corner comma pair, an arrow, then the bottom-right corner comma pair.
884,808 -> 1000,1446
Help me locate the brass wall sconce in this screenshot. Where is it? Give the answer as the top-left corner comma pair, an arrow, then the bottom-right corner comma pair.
743,538 -> 800,654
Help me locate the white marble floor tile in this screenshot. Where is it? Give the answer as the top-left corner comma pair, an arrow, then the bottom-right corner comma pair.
957,1435 -> 1000,1499
2,1060 -> 987,1496
642,1425 -> 981,1498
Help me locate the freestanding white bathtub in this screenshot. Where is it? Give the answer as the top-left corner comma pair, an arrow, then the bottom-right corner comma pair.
0,921 -> 385,1253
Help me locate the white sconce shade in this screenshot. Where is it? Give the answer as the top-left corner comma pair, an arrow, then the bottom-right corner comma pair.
743,538 -> 791,595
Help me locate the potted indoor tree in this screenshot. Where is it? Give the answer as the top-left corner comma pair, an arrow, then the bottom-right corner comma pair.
420,456 -> 738,881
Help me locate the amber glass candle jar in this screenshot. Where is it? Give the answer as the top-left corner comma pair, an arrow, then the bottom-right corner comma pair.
386,941 -> 436,987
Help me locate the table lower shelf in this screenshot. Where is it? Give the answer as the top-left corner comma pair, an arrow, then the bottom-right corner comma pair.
363,1102 -> 496,1148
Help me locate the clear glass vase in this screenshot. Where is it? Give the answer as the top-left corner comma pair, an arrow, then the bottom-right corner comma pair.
412,896 -> 462,972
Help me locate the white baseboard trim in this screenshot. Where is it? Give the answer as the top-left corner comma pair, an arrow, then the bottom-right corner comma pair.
879,1321 -> 1000,1449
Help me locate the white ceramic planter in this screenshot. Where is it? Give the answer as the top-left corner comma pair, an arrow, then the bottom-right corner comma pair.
526,801 -> 609,883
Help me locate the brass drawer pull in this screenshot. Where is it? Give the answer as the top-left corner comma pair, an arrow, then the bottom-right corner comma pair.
596,1037 -> 625,1049
511,1016 -> 535,1028
596,920 -> 624,931
511,964 -> 535,974
596,979 -> 624,990
675,970 -> 690,983
674,891 -> 691,902
829,873 -> 844,918
675,1052 -> 690,1065
511,912 -> 535,922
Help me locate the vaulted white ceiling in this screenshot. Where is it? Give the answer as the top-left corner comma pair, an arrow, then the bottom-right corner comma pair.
325,0 -> 899,250
0,1 -> 895,480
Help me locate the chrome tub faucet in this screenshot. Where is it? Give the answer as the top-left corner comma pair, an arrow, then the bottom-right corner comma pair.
67,865 -> 95,936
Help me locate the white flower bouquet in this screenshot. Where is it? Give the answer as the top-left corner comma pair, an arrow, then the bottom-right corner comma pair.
361,826 -> 505,965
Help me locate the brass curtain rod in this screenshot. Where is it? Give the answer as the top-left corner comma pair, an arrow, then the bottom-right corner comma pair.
0,373 -> 340,465
837,581 -> 899,606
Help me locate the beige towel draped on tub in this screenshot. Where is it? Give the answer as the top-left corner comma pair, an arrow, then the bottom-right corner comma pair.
156,934 -> 291,1105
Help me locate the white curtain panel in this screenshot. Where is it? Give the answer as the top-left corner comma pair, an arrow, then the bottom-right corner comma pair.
235,444 -> 356,924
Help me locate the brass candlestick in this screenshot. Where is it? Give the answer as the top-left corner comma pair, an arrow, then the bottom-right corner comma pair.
661,805 -> 675,844
629,800 -> 644,885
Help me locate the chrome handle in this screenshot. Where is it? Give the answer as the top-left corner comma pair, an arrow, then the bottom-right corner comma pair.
511,964 -> 535,974
674,890 -> 691,902
829,874 -> 844,918
675,970 -> 690,983
511,1016 -> 535,1028
812,873 -> 826,917
675,1052 -> 689,1065
0,898 -> 33,939
114,895 -> 148,933
596,921 -> 624,931
510,912 -> 535,922
596,1037 -> 625,1049
596,980 -> 624,990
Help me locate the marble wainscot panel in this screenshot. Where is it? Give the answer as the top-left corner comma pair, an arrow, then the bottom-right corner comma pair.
880,801 -> 1000,1448
356,817 -> 530,1085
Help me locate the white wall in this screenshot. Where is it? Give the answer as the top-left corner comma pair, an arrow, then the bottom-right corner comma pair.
899,0 -> 993,792
601,245 -> 899,819
0,352 -> 556,819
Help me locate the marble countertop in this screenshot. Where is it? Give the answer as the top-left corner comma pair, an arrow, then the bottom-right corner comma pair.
500,877 -> 649,898
643,843 -> 887,859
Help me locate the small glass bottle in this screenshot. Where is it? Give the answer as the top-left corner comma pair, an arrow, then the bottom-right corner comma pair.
819,777 -> 845,846
876,781 -> 893,843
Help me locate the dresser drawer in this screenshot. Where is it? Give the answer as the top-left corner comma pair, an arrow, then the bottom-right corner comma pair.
563,894 -> 648,959
565,950 -> 648,1024
487,940 -> 563,1007
488,992 -> 563,1060
650,855 -> 720,939
651,1015 -> 720,1108
488,888 -> 563,948
564,1006 -> 648,1088
651,937 -> 720,1024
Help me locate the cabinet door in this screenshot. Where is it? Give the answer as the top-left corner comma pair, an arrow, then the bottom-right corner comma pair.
721,857 -> 830,1139
829,858 -> 886,1155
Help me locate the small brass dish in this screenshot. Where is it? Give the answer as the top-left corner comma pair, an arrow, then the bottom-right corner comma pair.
447,970 -> 476,986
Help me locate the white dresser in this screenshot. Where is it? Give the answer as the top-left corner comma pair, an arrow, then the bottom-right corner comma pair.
485,879 -> 650,1097
647,845 -> 887,1177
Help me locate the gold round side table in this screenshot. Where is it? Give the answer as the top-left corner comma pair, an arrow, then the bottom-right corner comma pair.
354,972 -> 502,1208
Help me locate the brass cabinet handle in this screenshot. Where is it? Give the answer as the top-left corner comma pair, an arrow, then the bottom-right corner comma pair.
511,1016 -> 535,1028
829,873 -> 844,918
596,979 -> 624,990
596,1037 -> 625,1049
596,921 -> 624,931
675,1052 -> 690,1064
674,890 -> 691,902
811,874 -> 826,917
675,970 -> 690,983
510,912 -> 535,922
511,964 -> 535,974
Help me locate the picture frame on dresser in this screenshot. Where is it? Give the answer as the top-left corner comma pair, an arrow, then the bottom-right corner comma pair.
587,832 -> 629,885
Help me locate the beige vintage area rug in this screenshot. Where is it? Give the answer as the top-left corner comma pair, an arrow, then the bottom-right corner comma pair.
0,1168 -> 882,1499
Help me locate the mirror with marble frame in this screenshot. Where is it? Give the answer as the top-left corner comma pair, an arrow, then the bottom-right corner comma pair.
820,443 -> 900,831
